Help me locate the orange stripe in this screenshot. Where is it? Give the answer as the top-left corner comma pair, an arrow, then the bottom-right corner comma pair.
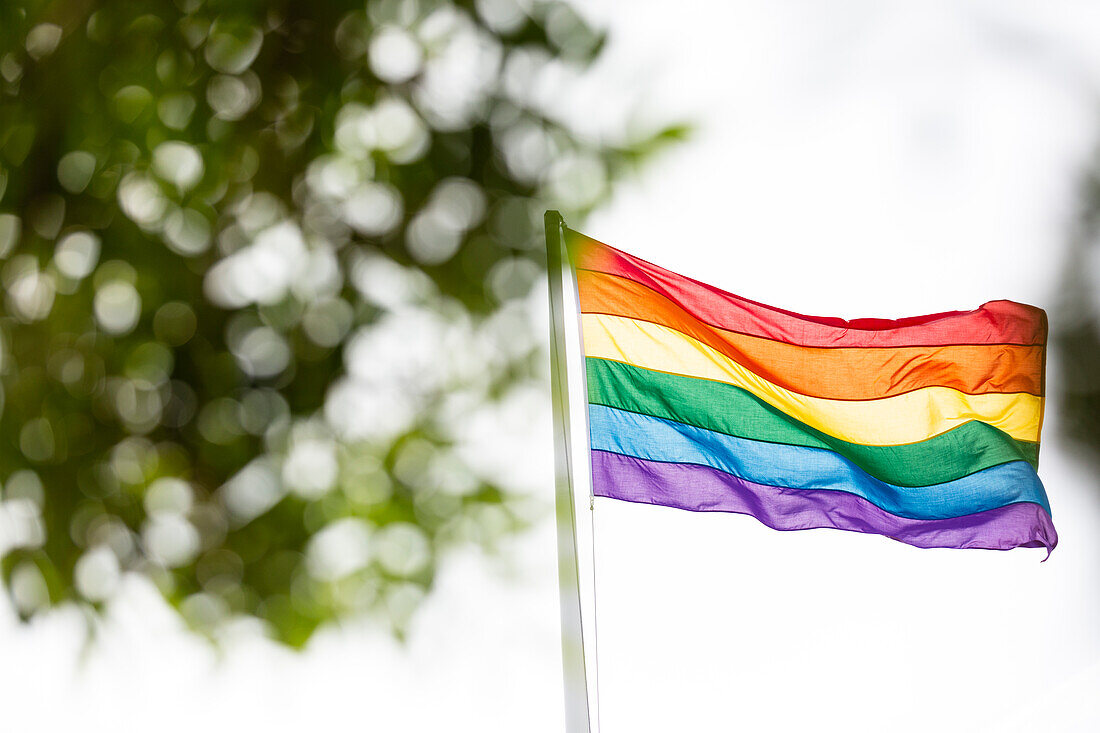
578,270 -> 1043,400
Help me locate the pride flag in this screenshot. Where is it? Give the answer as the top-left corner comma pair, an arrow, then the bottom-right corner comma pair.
569,228 -> 1057,554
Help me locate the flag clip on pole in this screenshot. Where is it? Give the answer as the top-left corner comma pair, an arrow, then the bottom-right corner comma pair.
545,210 -> 593,733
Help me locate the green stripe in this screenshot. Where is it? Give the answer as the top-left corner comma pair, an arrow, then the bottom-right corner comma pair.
586,358 -> 1039,488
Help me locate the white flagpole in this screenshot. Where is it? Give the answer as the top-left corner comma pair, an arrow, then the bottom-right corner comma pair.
546,210 -> 593,733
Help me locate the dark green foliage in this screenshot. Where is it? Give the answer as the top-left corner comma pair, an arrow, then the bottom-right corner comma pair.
1057,148 -> 1100,467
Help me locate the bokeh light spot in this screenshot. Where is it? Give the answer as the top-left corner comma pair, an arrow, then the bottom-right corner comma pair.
342,182 -> 403,236
284,437 -> 339,499
0,214 -> 19,257
475,0 -> 528,34
25,23 -> 63,60
302,298 -> 354,348
54,231 -> 101,280
369,26 -> 424,83
10,562 -> 49,615
6,470 -> 44,505
94,280 -> 142,335
20,417 -> 56,462
153,302 -> 197,346
152,141 -> 205,192
207,74 -> 260,121
372,97 -> 430,163
204,20 -> 263,75
306,517 -> 372,581
142,513 -> 200,567
74,546 -> 120,602
232,326 -> 291,379
113,85 -> 153,124
220,457 -> 284,526
5,257 -> 55,322
123,341 -> 174,385
374,522 -> 430,577
57,151 -> 97,194
157,92 -> 197,131
545,152 -> 607,209
118,172 -> 168,230
407,208 -> 463,265
163,208 -> 212,256
144,477 -> 193,516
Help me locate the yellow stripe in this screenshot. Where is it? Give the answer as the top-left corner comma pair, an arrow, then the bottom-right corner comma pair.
582,314 -> 1042,446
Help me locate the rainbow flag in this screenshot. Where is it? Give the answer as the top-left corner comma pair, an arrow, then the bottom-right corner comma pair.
569,228 -> 1057,554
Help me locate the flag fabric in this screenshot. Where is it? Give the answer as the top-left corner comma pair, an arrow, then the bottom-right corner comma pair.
569,228 -> 1057,554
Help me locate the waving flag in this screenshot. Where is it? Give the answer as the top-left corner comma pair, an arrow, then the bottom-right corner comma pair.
568,227 -> 1057,555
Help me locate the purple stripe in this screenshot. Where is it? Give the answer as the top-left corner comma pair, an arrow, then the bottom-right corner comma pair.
592,450 -> 1058,555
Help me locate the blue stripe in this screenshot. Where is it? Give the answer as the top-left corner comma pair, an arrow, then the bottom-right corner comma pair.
589,405 -> 1051,520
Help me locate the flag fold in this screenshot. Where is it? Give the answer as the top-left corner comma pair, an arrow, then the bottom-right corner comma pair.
570,228 -> 1056,555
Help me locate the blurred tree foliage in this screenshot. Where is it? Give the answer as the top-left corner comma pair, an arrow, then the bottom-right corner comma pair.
0,0 -> 683,646
1057,149 -> 1100,467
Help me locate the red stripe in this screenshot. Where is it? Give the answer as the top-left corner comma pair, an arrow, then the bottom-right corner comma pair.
569,231 -> 1047,348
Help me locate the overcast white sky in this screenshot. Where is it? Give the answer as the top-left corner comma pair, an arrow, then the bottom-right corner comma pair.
3,2 -> 1100,731
576,2 -> 1100,731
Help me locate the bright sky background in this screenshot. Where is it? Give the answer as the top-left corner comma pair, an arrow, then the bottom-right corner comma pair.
3,1 -> 1100,731
575,2 -> 1100,731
